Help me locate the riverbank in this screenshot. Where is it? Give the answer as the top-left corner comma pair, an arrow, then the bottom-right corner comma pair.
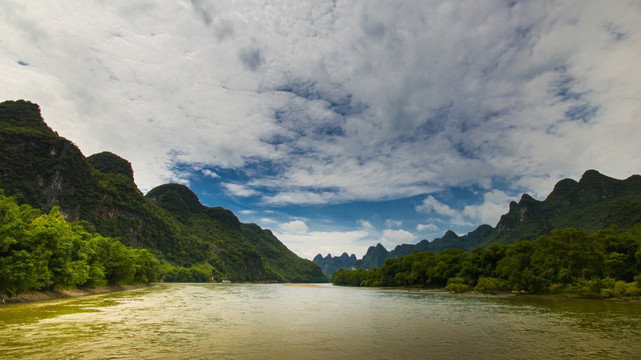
443,289 -> 641,303
350,285 -> 641,303
1,284 -> 152,304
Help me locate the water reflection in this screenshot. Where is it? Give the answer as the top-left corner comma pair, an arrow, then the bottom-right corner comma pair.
1,284 -> 640,359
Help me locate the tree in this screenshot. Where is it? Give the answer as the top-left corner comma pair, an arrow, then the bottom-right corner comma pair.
444,277 -> 471,293
474,277 -> 502,294
0,195 -> 49,294
532,228 -> 603,285
1,193 -> 160,296
495,240 -> 535,291
135,249 -> 160,283
104,240 -> 136,285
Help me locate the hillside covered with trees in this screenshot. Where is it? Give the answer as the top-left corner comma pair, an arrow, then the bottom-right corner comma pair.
332,225 -> 641,298
329,169 -> 641,297
0,100 -> 327,292
317,170 -> 641,277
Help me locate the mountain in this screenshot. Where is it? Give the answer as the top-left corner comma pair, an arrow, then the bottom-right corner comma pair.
0,99 -> 327,283
313,225 -> 491,277
480,170 -> 641,246
313,253 -> 358,280
314,171 -> 641,277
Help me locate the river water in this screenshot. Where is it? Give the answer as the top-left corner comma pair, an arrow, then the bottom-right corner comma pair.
1,283 -> 640,359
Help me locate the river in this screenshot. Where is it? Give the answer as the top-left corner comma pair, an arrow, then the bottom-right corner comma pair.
1,283 -> 640,359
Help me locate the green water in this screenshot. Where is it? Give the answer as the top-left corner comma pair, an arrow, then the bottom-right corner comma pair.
1,283 -> 640,359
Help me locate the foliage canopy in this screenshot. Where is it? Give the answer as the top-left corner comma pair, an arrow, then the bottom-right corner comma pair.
333,226 -> 641,298
0,192 -> 159,296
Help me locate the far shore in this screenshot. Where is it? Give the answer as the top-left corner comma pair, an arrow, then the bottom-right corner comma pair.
333,284 -> 641,303
1,284 -> 153,304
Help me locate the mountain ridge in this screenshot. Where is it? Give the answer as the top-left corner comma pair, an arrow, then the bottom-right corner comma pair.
315,170 -> 641,277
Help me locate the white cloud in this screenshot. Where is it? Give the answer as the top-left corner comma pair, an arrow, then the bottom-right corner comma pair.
222,183 -> 259,197
359,219 -> 375,230
416,193 -> 500,230
275,230 -> 371,260
380,229 -> 417,249
259,218 -> 278,225
462,190 -> 519,226
417,223 -> 439,232
1,0 -> 640,207
278,220 -> 309,234
385,219 -> 403,228
415,196 -> 458,217
202,169 -> 219,178
262,190 -> 342,205
239,210 -> 255,215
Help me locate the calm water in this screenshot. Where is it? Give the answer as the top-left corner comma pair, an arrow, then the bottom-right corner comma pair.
1,283 -> 640,359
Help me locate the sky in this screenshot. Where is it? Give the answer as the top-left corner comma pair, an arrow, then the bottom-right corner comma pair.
2,1 -> 641,260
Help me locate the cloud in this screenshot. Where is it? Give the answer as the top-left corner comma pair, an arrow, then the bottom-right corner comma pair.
1,0 -> 640,211
239,47 -> 265,72
415,190 -> 518,230
259,217 -> 278,225
385,219 -> 403,228
278,220 -> 309,234
275,229 -> 371,260
262,190 -> 343,205
380,229 -> 417,249
417,223 -> 439,232
188,0 -> 213,26
222,183 -> 259,197
201,169 -> 219,178
463,190 -> 519,226
359,219 -> 374,230
416,196 -> 458,218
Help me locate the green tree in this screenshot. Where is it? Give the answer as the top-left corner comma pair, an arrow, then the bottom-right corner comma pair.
134,249 -> 160,283
495,240 -> 536,291
104,240 -> 137,285
27,207 -> 89,289
532,228 -> 604,286
444,277 -> 471,293
474,277 -> 502,294
0,194 -> 46,295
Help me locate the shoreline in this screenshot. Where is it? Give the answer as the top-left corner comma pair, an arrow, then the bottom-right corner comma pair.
1,284 -> 153,304
336,284 -> 641,303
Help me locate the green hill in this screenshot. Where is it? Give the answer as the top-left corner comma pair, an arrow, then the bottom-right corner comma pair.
480,170 -> 641,246
0,100 -> 327,283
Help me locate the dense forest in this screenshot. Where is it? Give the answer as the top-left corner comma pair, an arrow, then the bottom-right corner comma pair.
332,225 -> 641,298
0,192 -> 159,296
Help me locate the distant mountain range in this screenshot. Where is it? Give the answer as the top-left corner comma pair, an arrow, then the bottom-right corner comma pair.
315,170 -> 641,277
0,100 -> 327,282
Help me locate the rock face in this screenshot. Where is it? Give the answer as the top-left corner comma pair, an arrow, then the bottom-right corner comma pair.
313,253 -> 359,278
315,170 -> 641,277
0,100 -> 95,220
480,170 -> 641,246
0,100 -> 327,283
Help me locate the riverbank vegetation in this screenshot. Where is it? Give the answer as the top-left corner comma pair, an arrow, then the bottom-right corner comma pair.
332,225 -> 641,298
0,192 -> 160,297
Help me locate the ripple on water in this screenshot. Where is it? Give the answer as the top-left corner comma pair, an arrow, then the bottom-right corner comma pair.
1,284 -> 641,359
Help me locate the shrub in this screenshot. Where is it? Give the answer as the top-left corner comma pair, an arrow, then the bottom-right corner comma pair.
445,277 -> 472,293
474,277 -> 502,294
